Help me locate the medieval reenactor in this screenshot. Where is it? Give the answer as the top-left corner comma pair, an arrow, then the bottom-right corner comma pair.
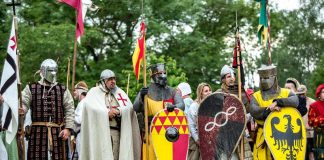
21,59 -> 75,160
216,65 -> 253,160
187,83 -> 212,160
133,63 -> 185,160
80,69 -> 141,160
285,77 -> 308,116
249,65 -> 299,160
308,84 -> 324,159
72,81 -> 88,159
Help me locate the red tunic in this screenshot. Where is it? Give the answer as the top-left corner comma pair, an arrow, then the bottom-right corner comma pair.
308,101 -> 324,128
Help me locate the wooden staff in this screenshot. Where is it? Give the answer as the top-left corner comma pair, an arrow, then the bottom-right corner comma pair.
126,72 -> 130,95
71,38 -> 77,92
14,15 -> 26,160
235,11 -> 245,160
66,57 -> 71,90
143,39 -> 149,160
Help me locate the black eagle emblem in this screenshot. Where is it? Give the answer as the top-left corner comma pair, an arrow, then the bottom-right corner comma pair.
270,114 -> 303,160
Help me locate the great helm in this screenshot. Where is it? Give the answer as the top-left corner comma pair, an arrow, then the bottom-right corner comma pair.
100,69 -> 116,81
40,59 -> 58,84
257,65 -> 277,90
220,65 -> 235,80
150,63 -> 167,87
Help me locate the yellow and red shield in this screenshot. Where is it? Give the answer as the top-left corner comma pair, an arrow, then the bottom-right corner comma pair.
151,108 -> 189,160
264,107 -> 306,160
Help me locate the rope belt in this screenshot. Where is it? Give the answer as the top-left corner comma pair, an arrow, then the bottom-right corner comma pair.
32,122 -> 64,152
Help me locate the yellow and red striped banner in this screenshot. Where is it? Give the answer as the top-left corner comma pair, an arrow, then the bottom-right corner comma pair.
132,22 -> 146,80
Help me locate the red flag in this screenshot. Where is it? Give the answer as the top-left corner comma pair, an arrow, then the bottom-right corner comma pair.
232,35 -> 245,86
60,0 -> 84,43
132,22 -> 146,80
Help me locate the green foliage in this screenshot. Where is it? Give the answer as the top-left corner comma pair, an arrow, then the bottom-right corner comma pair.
0,0 -> 322,103
309,54 -> 324,98
119,53 -> 188,100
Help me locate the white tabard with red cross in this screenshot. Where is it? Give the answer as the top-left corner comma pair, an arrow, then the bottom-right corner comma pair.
113,87 -> 132,108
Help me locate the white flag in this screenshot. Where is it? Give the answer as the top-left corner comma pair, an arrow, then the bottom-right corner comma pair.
0,18 -> 19,144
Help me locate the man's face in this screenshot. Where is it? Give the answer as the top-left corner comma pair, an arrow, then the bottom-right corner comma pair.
105,77 -> 116,90
285,82 -> 297,93
224,73 -> 235,86
319,89 -> 324,101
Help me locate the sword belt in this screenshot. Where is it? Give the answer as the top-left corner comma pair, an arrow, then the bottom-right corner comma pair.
32,122 -> 64,152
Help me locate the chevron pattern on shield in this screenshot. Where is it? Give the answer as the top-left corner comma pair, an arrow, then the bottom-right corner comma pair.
151,108 -> 189,160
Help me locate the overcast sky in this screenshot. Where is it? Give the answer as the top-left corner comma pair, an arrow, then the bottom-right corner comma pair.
271,0 -> 300,11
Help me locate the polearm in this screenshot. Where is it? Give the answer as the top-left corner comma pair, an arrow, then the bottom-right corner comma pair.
235,11 -> 244,160
6,0 -> 25,160
142,25 -> 149,160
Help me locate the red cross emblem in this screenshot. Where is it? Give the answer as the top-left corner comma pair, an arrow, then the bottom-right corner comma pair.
10,36 -> 16,51
117,93 -> 128,106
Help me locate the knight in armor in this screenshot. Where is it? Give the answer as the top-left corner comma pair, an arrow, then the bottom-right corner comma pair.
21,59 -> 75,160
217,65 -> 253,160
308,84 -> 324,160
249,65 -> 299,160
133,63 -> 185,160
187,82 -> 212,160
72,81 -> 88,159
80,69 -> 141,160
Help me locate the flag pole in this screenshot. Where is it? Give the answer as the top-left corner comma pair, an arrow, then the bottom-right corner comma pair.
235,11 -> 244,160
71,38 -> 77,92
7,0 -> 25,158
142,27 -> 150,160
126,72 -> 130,95
140,0 -> 149,158
266,3 -> 272,65
66,57 -> 71,90
15,16 -> 25,160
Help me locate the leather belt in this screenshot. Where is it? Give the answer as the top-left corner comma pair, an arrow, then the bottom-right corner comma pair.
110,126 -> 120,131
32,122 -> 64,152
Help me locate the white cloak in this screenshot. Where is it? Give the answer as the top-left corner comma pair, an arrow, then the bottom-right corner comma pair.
80,86 -> 141,160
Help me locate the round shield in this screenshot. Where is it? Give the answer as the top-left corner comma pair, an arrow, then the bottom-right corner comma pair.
150,108 -> 189,160
198,92 -> 246,160
264,107 -> 306,160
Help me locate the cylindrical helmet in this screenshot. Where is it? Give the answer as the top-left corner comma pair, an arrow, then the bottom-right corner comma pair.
150,63 -> 167,87
40,59 -> 58,84
258,65 -> 278,90
100,69 -> 116,81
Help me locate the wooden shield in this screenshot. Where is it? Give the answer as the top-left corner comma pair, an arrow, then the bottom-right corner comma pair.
264,107 -> 306,160
198,92 -> 246,160
151,108 -> 189,160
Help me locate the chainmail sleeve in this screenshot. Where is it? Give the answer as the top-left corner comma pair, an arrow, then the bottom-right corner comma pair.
133,92 -> 144,113
275,91 -> 299,108
21,84 -> 32,112
63,89 -> 75,129
173,90 -> 185,110
249,96 -> 267,121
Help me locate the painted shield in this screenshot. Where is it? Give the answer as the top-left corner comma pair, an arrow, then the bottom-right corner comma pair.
264,107 -> 306,160
198,92 -> 246,160
151,108 -> 189,160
